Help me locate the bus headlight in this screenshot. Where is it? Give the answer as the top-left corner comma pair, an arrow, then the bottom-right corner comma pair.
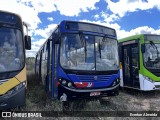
112,81 -> 117,86
59,78 -> 74,88
4,81 -> 26,97
15,82 -> 26,91
68,82 -> 72,87
112,78 -> 120,87
116,78 -> 120,83
116,79 -> 119,83
62,80 -> 67,85
59,78 -> 62,82
144,76 -> 154,83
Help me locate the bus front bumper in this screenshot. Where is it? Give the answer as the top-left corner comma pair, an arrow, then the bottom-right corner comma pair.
0,86 -> 26,110
58,84 -> 119,100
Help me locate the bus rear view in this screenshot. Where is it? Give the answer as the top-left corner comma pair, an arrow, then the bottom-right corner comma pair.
35,20 -> 120,101
0,11 -> 31,110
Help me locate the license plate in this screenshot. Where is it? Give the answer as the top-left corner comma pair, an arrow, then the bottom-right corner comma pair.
90,91 -> 101,96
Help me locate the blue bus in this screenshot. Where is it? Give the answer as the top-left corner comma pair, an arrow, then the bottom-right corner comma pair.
35,20 -> 120,101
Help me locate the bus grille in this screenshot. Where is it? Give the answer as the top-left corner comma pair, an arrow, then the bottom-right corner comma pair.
77,75 -> 112,81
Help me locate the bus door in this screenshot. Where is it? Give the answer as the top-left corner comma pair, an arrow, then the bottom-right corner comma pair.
51,43 -> 59,98
46,40 -> 58,98
46,40 -> 52,94
122,43 -> 140,88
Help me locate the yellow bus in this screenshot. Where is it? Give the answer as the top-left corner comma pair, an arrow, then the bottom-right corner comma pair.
0,10 -> 31,110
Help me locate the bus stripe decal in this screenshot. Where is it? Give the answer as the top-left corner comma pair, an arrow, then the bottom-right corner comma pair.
0,77 -> 20,95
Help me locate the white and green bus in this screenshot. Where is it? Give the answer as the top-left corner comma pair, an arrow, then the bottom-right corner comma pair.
119,34 -> 160,91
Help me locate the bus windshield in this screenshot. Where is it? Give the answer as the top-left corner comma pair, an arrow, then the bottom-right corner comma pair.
143,43 -> 160,69
143,35 -> 160,69
0,27 -> 24,73
60,33 -> 119,71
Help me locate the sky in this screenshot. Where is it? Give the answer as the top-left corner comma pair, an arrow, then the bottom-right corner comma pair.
0,0 -> 160,57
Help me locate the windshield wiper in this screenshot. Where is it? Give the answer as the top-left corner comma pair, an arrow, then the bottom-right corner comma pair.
79,32 -> 87,62
97,35 -> 108,59
101,35 -> 107,47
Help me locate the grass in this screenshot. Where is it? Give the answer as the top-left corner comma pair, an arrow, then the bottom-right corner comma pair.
24,71 -> 62,111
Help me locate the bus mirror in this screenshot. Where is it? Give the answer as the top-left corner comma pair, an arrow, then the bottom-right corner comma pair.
141,44 -> 145,53
25,35 -> 31,50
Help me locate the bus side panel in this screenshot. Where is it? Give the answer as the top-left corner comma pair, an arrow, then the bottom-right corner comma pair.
35,53 -> 40,77
38,51 -> 42,83
45,41 -> 50,93
51,41 -> 59,98
41,45 -> 48,86
41,48 -> 45,85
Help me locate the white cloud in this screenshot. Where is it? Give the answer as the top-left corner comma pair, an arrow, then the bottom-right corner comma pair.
53,0 -> 100,16
47,17 -> 54,21
0,0 -> 100,36
28,24 -> 57,56
94,14 -> 100,20
34,24 -> 57,39
101,12 -> 119,23
0,0 -> 41,31
26,50 -> 37,57
106,0 -> 160,17
27,38 -> 46,57
18,0 -> 57,13
18,0 -> 100,16
32,38 -> 46,50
